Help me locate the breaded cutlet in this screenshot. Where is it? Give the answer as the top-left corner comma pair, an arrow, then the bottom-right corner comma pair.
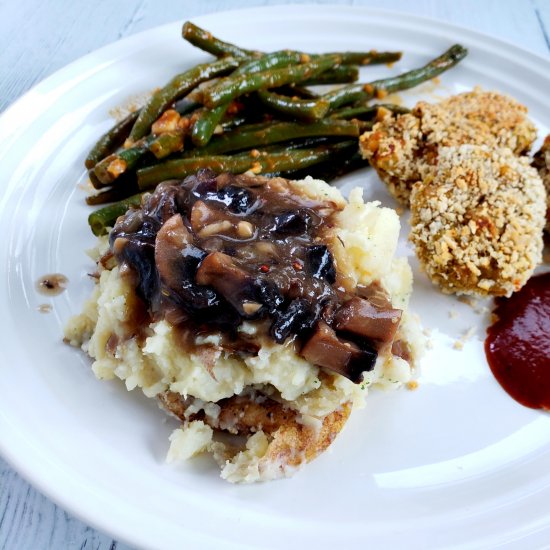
360,88 -> 537,205
409,145 -> 546,296
532,134 -> 550,231
159,389 -> 351,481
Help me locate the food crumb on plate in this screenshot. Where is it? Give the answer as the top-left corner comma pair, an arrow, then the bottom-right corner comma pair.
452,327 -> 477,350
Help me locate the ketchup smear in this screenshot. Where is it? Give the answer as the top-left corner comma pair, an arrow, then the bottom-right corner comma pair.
485,273 -> 550,409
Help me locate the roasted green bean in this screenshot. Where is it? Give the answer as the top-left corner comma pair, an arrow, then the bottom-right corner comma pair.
93,132 -> 185,185
182,22 -> 402,66
88,193 -> 144,236
128,57 -> 242,143
257,90 -> 330,121
318,50 -> 402,66
137,141 -> 355,190
85,175 -> 138,206
324,44 -> 467,110
182,21 -> 259,58
186,119 -> 358,156
202,55 -> 341,108
191,50 -> 310,147
302,65 -> 359,85
85,110 -> 139,169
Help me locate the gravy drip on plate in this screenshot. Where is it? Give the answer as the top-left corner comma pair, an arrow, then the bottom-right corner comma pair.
485,272 -> 550,409
36,274 -> 68,296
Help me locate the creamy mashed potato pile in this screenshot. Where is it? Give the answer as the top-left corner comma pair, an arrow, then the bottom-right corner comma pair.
66,176 -> 422,483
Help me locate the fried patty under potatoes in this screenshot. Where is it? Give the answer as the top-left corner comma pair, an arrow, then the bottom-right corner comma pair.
160,388 -> 351,481
532,134 -> 550,231
410,145 -> 546,296
360,88 -> 537,205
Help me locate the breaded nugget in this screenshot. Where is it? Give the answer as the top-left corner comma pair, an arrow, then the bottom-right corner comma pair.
360,88 -> 537,204
532,134 -> 550,231
410,145 -> 545,296
359,110 -> 423,204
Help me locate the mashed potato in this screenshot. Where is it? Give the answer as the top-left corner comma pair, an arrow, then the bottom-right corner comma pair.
66,176 -> 422,482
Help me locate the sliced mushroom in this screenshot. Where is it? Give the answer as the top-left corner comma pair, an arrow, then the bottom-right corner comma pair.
113,238 -> 158,305
391,339 -> 412,363
270,210 -> 313,236
154,214 -> 192,278
269,298 -> 317,343
306,245 -> 336,284
195,252 -> 260,318
215,185 -> 256,214
154,214 -> 219,312
190,200 -> 221,233
301,321 -> 376,383
334,296 -> 402,345
356,281 -> 393,309
143,182 -> 180,224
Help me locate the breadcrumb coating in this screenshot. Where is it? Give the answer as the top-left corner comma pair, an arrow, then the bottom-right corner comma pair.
410,145 -> 546,296
359,88 -> 537,204
532,134 -> 550,231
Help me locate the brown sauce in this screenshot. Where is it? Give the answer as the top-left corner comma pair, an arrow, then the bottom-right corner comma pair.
109,170 -> 340,343
104,170 -> 404,383
36,273 -> 68,296
485,272 -> 550,409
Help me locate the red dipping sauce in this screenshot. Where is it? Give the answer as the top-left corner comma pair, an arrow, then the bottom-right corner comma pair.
485,273 -> 550,409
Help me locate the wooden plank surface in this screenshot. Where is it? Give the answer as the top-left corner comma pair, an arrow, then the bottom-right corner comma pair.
1,0 -> 549,548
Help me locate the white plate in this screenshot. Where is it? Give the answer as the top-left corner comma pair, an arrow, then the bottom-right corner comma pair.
1,5 -> 549,549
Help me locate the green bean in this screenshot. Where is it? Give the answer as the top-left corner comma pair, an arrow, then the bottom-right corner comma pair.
185,120 -> 359,156
319,50 -> 402,66
182,21 -> 259,58
202,55 -> 341,109
219,114 -> 250,132
88,170 -> 104,190
191,51 -> 307,147
93,143 -> 148,186
302,65 -> 359,85
181,21 -> 401,66
88,193 -> 144,236
282,151 -> 368,182
149,132 -> 185,159
93,132 -> 185,185
128,57 -> 242,143
257,90 -> 329,120
85,176 -> 138,206
190,104 -> 229,147
277,85 -> 319,99
174,97 -> 202,115
137,141 -> 355,190
250,137 -> 334,154
85,110 -> 139,169
324,44 -> 467,110
87,92 -> 199,173
235,50 -> 310,74
330,103 -> 410,120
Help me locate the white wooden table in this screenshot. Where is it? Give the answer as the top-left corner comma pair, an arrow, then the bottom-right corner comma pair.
1,1 -> 549,548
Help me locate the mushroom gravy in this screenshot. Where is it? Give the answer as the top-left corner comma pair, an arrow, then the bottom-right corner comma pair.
108,170 -> 404,382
